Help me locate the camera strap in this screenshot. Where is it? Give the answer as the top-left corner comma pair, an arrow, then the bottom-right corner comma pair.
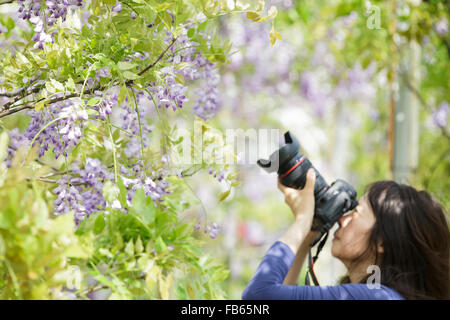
305,231 -> 329,286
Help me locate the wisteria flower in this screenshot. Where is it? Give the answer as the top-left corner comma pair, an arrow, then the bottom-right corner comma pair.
432,102 -> 449,128
435,18 -> 448,36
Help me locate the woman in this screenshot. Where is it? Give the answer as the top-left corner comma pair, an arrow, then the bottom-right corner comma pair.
242,169 -> 449,300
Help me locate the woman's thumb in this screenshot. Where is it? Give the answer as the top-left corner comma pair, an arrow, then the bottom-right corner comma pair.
305,168 -> 316,192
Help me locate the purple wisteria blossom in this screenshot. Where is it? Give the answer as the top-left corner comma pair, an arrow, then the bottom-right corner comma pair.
53,157 -> 114,225
193,61 -> 221,120
23,99 -> 87,159
299,20 -> 377,118
90,91 -> 113,120
5,128 -> 29,168
204,222 -> 220,239
435,18 -> 448,36
208,167 -> 227,182
112,2 -> 122,13
163,28 -> 222,119
117,93 -> 154,158
0,24 -> 7,34
120,162 -> 171,204
432,102 -> 449,128
148,66 -> 188,111
18,0 -> 84,49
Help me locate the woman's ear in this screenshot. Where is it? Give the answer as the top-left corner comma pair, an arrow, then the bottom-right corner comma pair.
377,240 -> 384,254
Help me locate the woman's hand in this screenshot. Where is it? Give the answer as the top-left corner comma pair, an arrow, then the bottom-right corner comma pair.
277,168 -> 317,254
278,168 -> 316,226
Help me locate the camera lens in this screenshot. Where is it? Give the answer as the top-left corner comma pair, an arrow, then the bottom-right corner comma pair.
279,153 -> 329,200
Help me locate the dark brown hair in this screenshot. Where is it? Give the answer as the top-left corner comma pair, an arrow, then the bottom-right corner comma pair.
341,181 -> 450,299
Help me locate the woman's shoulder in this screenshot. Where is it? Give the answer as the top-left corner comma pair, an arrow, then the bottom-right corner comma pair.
332,283 -> 405,300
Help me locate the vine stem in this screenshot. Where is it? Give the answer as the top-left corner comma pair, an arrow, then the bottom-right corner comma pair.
4,260 -> 22,299
88,116 -> 139,138
145,89 -> 170,156
106,114 -> 119,183
183,178 -> 208,228
130,88 -> 145,161
25,115 -> 68,158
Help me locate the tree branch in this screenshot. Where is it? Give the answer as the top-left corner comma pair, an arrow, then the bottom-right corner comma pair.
0,0 -> 14,6
0,103 -> 34,118
399,71 -> 450,139
0,92 -> 83,119
0,37 -> 178,118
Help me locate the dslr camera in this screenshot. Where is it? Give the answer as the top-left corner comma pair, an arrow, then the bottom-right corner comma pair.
257,131 -> 358,233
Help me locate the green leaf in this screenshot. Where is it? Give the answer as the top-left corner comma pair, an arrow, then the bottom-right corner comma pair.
117,61 -> 138,71
112,128 -> 120,141
35,100 -> 47,111
0,234 -> 5,259
0,131 -> 9,161
5,17 -> 15,30
123,71 -> 140,80
93,214 -> 106,234
135,236 -> 144,253
102,180 -> 119,205
187,28 -> 195,38
125,240 -> 134,256
270,26 -> 282,46
174,73 -> 185,85
246,11 -> 260,21
156,2 -> 172,12
211,269 -> 230,282
0,209 -> 13,230
130,188 -> 155,225
218,190 -> 230,202
66,78 -> 76,92
87,98 -> 102,106
117,176 -> 128,209
154,236 -> 167,253
118,85 -> 127,105
50,79 -> 65,91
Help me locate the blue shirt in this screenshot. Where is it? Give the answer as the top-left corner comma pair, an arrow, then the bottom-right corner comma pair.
242,241 -> 404,300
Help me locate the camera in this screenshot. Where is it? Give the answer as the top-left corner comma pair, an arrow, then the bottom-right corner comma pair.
257,131 -> 358,233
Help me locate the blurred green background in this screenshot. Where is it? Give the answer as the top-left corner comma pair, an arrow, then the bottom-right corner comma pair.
187,0 -> 450,299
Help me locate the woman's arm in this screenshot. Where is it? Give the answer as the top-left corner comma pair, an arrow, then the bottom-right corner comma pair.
283,231 -> 319,285
277,169 -> 316,260
242,240 -> 402,300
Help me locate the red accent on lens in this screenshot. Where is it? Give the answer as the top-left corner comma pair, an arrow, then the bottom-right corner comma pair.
280,156 -> 306,179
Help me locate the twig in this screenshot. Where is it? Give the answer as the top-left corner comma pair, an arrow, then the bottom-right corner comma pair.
0,73 -> 42,100
125,37 -> 178,86
0,0 -> 14,5
0,93 -> 79,119
1,85 -> 43,110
